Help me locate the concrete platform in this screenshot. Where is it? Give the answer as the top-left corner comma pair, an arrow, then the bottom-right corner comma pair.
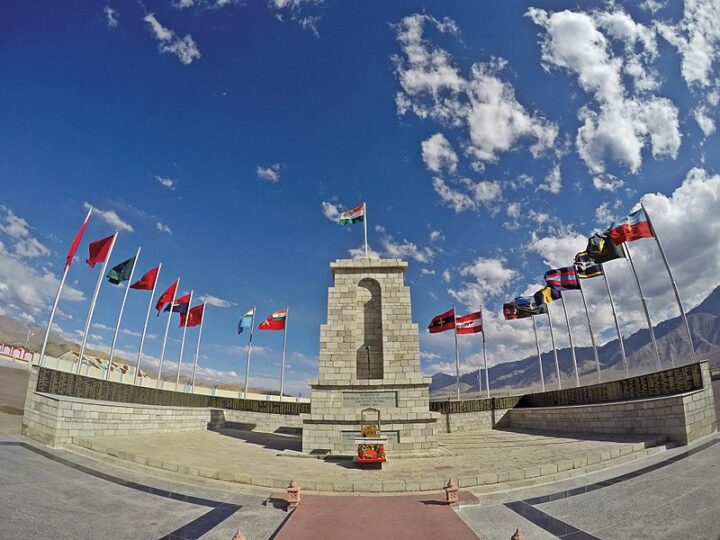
71,427 -> 674,494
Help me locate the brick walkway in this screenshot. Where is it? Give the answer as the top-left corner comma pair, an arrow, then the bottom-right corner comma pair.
73,427 -> 672,494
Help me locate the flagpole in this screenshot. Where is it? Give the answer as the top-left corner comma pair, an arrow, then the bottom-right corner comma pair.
134,263 -> 161,385
601,264 -> 628,378
77,231 -> 118,375
641,202 -> 696,363
243,307 -> 256,397
531,315 -> 545,392
452,307 -> 460,400
546,308 -> 561,390
175,290 -> 193,389
559,294 -> 580,387
106,247 -> 141,380
476,369 -> 482,398
624,243 -> 662,371
577,280 -> 601,383
279,306 -> 288,400
40,209 -> 93,368
190,302 -> 206,392
481,324 -> 490,399
363,203 -> 368,258
157,278 -> 179,389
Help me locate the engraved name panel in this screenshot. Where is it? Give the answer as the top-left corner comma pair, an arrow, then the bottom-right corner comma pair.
342,391 -> 397,408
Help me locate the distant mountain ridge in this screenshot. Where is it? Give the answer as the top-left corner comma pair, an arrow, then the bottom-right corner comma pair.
430,285 -> 720,397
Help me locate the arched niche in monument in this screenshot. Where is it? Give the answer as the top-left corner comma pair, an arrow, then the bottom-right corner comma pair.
356,278 -> 384,379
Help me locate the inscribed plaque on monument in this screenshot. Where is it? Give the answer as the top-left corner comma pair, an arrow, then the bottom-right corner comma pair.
342,391 -> 397,408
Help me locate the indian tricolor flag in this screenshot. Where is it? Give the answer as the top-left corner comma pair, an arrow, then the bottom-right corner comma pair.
339,203 -> 365,225
258,309 -> 287,331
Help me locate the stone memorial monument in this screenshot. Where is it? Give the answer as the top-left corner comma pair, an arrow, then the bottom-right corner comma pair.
301,258 -> 439,455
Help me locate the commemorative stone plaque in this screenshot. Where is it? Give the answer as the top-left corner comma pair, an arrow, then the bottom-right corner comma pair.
342,391 -> 397,408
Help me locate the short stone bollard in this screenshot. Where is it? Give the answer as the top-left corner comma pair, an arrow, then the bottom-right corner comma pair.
444,478 -> 458,506
511,528 -> 524,540
231,529 -> 246,540
287,479 -> 301,510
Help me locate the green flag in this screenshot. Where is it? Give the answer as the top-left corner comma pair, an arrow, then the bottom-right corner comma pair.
107,256 -> 136,285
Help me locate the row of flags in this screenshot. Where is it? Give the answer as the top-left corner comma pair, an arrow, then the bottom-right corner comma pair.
39,210 -> 208,391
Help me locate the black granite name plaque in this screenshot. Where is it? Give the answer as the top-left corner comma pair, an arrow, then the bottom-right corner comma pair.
35,367 -> 311,415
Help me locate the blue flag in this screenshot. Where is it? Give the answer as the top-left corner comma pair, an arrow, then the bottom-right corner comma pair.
238,307 -> 255,334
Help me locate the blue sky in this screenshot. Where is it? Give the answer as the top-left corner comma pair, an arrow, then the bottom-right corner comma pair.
1,0 -> 720,394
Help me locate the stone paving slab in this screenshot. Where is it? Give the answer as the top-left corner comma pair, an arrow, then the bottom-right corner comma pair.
72,428 -> 672,494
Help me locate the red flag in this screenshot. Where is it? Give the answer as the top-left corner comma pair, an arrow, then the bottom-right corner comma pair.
165,293 -> 191,313
130,266 -> 160,291
180,304 -> 204,328
65,210 -> 91,268
258,309 -> 287,331
86,235 -> 115,268
156,279 -> 179,314
428,308 -> 455,333
456,311 -> 483,334
607,208 -> 653,245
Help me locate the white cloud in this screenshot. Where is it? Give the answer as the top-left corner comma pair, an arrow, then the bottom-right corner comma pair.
420,268 -> 435,276
594,202 -> 616,224
429,230 -> 444,242
421,133 -> 458,174
432,177 -> 502,213
432,177 -> 476,213
143,13 -> 201,65
380,236 -> 434,263
84,202 -> 133,232
0,207 -> 50,259
321,201 -> 340,221
269,0 -> 323,37
593,174 -> 625,192
449,257 -> 517,310
442,269 -> 451,283
256,163 -> 283,183
393,14 -> 557,167
464,178 -> 502,204
156,222 -> 172,235
349,244 -> 380,259
528,7 -> 680,174
104,6 -> 119,28
527,229 -> 588,269
199,294 -> 235,308
537,163 -> 562,194
694,105 -> 716,136
506,202 -> 521,219
155,176 -> 176,190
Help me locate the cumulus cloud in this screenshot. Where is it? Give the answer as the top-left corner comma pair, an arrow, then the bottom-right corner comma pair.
693,105 -> 716,136
432,177 -> 502,213
526,229 -> 588,269
421,132 -> 458,174
393,14 -> 557,168
593,174 -> 625,192
155,176 -> 176,190
84,202 -> 133,232
537,163 -> 562,194
321,201 -> 340,221
594,202 -> 617,224
199,294 -> 235,308
0,207 -> 50,259
257,163 -> 283,183
432,177 -> 476,213
104,6 -> 118,28
528,7 -> 680,174
156,222 -> 172,234
143,13 -> 201,65
449,257 -> 517,310
429,230 -> 444,242
270,0 -> 323,37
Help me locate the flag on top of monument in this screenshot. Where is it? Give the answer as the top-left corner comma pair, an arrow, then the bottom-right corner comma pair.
65,210 -> 91,268
238,307 -> 255,334
180,304 -> 204,328
338,203 -> 365,225
106,256 -> 136,285
428,308 -> 455,333
86,234 -> 115,268
574,252 -> 604,279
544,267 -> 580,290
534,285 -> 561,306
606,208 -> 653,246
130,266 -> 160,290
258,309 -> 287,331
503,301 -> 530,320
586,233 -> 624,264
155,279 -> 179,314
165,292 -> 191,313
456,311 -> 482,334
515,296 -> 548,316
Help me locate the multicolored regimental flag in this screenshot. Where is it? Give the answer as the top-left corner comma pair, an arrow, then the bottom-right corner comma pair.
164,292 -> 191,313
428,308 -> 455,333
155,279 -> 179,314
503,301 -> 531,320
586,233 -> 624,264
339,203 -> 365,225
544,267 -> 580,290
574,252 -> 604,279
258,309 -> 287,331
106,256 -> 136,285
534,285 -> 561,306
515,296 -> 547,316
237,307 -> 255,334
606,208 -> 653,245
456,311 -> 482,334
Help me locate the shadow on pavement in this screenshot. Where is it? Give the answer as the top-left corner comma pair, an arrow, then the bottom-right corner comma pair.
212,426 -> 302,452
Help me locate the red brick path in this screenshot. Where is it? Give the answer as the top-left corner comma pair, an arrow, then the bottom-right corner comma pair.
274,492 -> 479,539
